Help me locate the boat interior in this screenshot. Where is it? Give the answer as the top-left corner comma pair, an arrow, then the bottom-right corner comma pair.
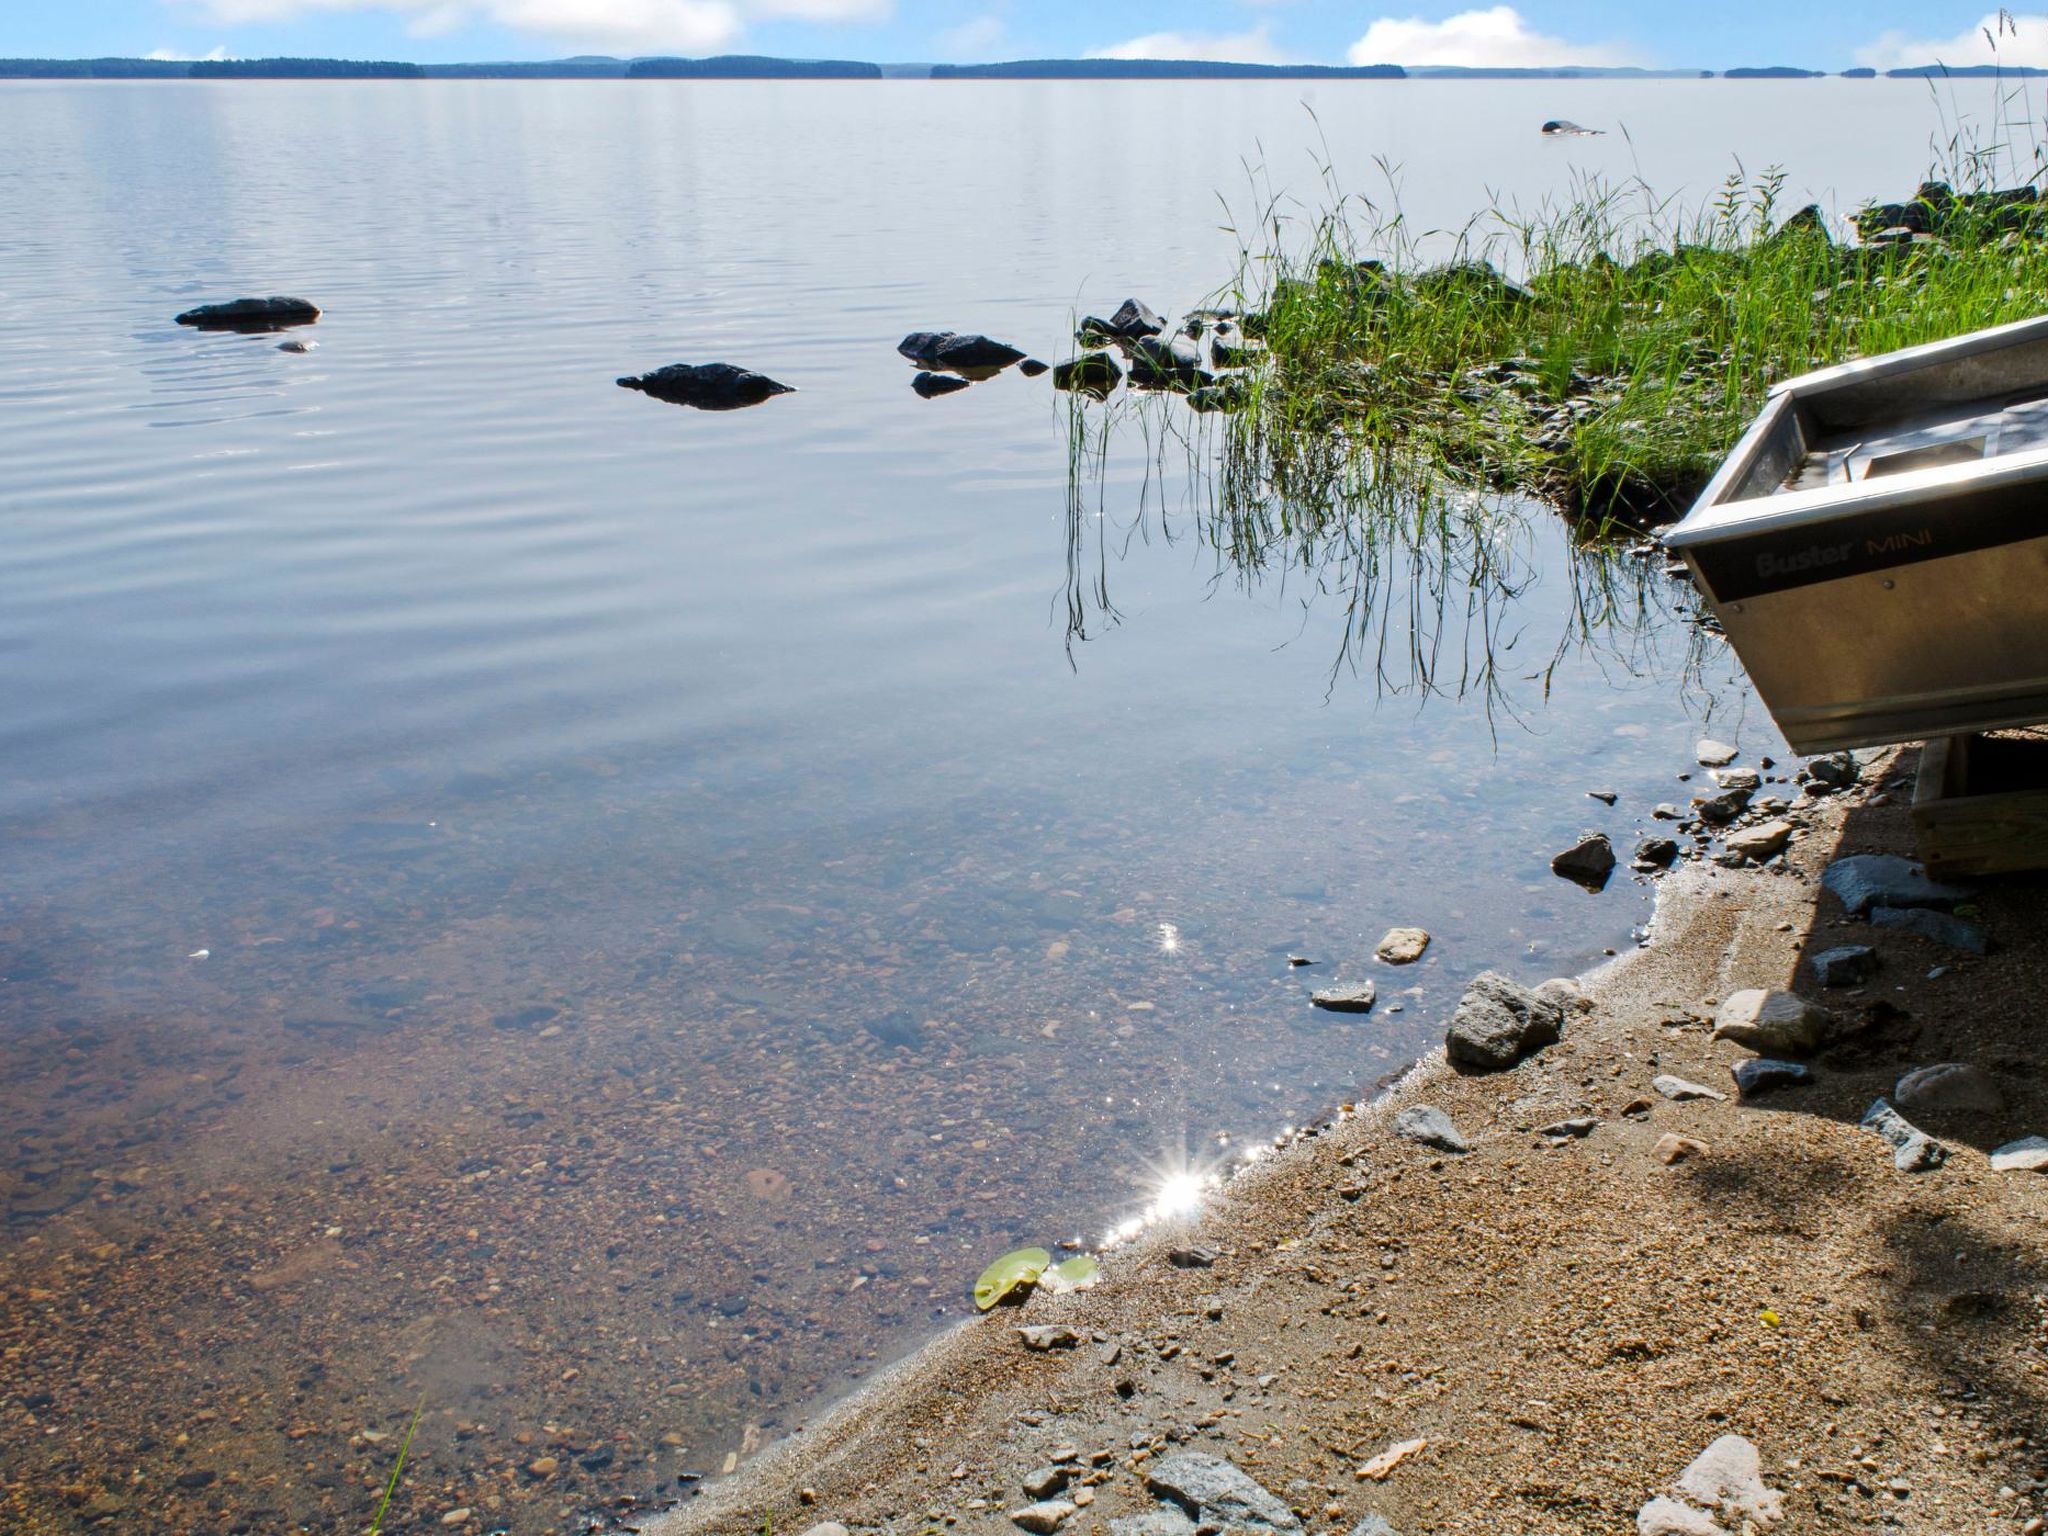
1778,387 -> 2048,493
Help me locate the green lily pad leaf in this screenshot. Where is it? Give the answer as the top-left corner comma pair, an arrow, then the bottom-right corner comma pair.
1044,1255 -> 1100,1293
973,1246 -> 1051,1311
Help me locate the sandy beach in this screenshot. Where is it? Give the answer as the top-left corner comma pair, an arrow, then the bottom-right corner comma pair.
643,745 -> 2048,1536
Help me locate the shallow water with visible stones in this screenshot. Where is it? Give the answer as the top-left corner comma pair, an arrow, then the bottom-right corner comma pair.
0,75 -> 1958,1533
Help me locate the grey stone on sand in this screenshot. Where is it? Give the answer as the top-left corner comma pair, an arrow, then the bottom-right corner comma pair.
1870,905 -> 1988,954
800,1524 -> 850,1536
1653,1074 -> 1726,1102
1724,819 -> 1794,861
1348,1520 -> 1399,1536
1991,1136 -> 2048,1173
1022,1466 -> 1072,1500
1808,945 -> 1877,988
1695,738 -> 1739,766
1375,927 -> 1431,965
1711,989 -> 1829,1056
1110,1512 -> 1196,1536
1010,1500 -> 1076,1533
1822,853 -> 1973,917
1804,751 -> 1860,791
1018,1325 -> 1080,1351
1862,1098 -> 1948,1172
1541,1116 -> 1598,1139
1534,977 -> 1593,1014
1550,831 -> 1616,888
1311,981 -> 1378,1013
1731,1058 -> 1812,1098
1393,1105 -> 1469,1154
1145,1451 -> 1300,1533
1447,971 -> 1565,1072
1895,1062 -> 2003,1115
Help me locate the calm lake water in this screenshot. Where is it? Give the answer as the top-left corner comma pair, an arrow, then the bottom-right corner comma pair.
0,77 -> 1970,1533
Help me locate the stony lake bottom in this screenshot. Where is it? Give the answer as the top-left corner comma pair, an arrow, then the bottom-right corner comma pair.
0,76 -> 1980,1534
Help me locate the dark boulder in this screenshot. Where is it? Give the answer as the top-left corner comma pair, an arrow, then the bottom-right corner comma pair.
617,362 -> 795,410
1550,831 -> 1616,891
911,371 -> 972,398
174,296 -> 321,331
1445,971 -> 1565,1073
1052,352 -> 1122,397
1018,358 -> 1050,377
1127,335 -> 1212,392
1540,119 -> 1601,135
897,331 -> 1026,372
1187,381 -> 1248,414
1106,297 -> 1165,337
1413,262 -> 1534,306
1210,338 -> 1261,369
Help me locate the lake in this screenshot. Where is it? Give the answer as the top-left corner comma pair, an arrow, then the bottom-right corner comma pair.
0,76 -> 1970,1534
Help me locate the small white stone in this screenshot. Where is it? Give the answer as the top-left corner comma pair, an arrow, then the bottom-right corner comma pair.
1991,1136 -> 2048,1174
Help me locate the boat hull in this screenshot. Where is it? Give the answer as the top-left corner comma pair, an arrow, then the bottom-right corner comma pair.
1683,522 -> 2048,753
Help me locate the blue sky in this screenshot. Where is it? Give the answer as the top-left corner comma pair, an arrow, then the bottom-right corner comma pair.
5,3 -> 2046,72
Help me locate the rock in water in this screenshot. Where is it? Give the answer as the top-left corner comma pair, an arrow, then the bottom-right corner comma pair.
1821,854 -> 1973,917
1540,119 -> 1601,135
1634,837 -> 1680,870
1808,945 -> 1876,988
1145,1452 -> 1300,1533
1018,358 -> 1050,377
618,362 -> 795,410
1126,335 -> 1212,391
912,371 -> 973,398
1894,1062 -> 2003,1115
1551,832 -> 1616,890
1393,1105 -> 1469,1154
1375,927 -> 1430,965
1446,971 -> 1564,1072
897,331 -> 1027,372
1861,1098 -> 1947,1172
1310,981 -> 1377,1013
174,295 -> 321,330
1710,989 -> 1829,1055
1052,352 -> 1122,397
277,337 -> 317,353
1106,297 -> 1165,338
1638,1435 -> 1784,1534
1694,738 -> 1738,767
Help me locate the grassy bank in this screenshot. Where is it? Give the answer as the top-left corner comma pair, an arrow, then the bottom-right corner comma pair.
1207,163 -> 2048,525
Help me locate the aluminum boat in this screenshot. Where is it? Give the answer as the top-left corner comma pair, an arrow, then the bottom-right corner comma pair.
1664,313 -> 2048,753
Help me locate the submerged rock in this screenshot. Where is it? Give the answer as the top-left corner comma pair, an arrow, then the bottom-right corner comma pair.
1862,1098 -> 1947,1172
1447,972 -> 1564,1072
912,371 -> 973,398
1375,927 -> 1431,965
175,295 -> 320,330
618,362 -> 795,410
1310,981 -> 1377,1013
277,337 -> 317,353
1393,1105 -> 1469,1154
1052,352 -> 1122,397
897,330 -> 1026,372
1550,832 -> 1616,890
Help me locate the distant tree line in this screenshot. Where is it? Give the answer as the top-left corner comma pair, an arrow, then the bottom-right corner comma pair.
930,59 -> 1406,79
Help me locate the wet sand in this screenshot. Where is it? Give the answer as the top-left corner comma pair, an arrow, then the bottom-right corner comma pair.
647,746 -> 2048,1536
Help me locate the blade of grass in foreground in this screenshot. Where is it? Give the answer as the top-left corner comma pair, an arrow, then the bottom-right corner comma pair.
368,1396 -> 426,1535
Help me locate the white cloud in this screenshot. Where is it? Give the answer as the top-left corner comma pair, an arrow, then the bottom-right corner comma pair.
1347,5 -> 1638,69
1088,24 -> 1288,64
164,0 -> 890,52
1856,11 -> 2048,71
936,13 -> 1005,61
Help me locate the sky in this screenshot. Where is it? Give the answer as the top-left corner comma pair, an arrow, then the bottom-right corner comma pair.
5,2 -> 2048,73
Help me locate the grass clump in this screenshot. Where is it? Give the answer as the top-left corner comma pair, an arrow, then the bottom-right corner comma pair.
1216,158 -> 2048,527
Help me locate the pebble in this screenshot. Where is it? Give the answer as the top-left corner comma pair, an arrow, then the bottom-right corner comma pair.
1696,739 -> 1739,767
1540,1116 -> 1598,1140
526,1456 -> 558,1477
1393,1105 -> 1470,1154
1022,1466 -> 1071,1499
1311,982 -> 1378,1013
1654,1134 -> 1708,1166
1010,1499 -> 1077,1532
1808,945 -> 1877,988
1018,1326 -> 1081,1351
1167,1246 -> 1218,1269
1634,837 -> 1679,869
1109,1511 -> 1197,1536
441,1511 -> 472,1528
1724,819 -> 1794,861
1586,789 -> 1619,805
1653,1074 -> 1726,1103
1861,1098 -> 1948,1172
